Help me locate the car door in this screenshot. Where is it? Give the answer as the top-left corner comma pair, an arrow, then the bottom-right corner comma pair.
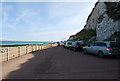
93,42 -> 106,54
86,43 -> 95,54
92,42 -> 100,54
71,42 -> 75,49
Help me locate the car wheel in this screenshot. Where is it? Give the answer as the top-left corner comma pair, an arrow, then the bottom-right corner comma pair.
113,55 -> 117,58
73,48 -> 76,51
83,49 -> 87,54
98,51 -> 104,58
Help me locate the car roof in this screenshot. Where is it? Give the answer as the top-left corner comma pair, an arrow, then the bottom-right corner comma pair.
94,41 -> 117,43
67,41 -> 72,43
74,41 -> 84,42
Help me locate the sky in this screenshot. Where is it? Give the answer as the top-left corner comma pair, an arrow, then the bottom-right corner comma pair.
1,1 -> 97,41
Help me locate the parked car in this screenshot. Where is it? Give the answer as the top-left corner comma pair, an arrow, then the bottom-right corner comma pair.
61,41 -> 65,46
57,42 -> 60,46
63,41 -> 67,47
64,41 -> 72,49
70,41 -> 86,51
83,41 -> 120,57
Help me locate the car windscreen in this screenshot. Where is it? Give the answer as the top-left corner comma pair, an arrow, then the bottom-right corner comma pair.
68,43 -> 72,44
110,42 -> 120,47
77,42 -> 85,45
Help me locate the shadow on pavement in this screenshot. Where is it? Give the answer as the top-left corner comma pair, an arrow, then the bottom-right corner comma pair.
2,46 -> 120,81
3,46 -> 59,79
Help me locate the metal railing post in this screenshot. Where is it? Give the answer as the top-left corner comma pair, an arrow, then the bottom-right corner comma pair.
26,46 -> 27,54
32,45 -> 33,52
18,46 -> 20,57
36,44 -> 37,51
7,47 -> 9,61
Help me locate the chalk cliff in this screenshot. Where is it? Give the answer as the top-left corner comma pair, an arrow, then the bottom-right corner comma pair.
84,2 -> 120,41
69,2 -> 120,42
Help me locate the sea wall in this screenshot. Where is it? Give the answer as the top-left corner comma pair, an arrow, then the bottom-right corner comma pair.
0,43 -> 57,62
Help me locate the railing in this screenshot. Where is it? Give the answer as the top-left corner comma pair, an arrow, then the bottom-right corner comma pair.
0,43 -> 57,62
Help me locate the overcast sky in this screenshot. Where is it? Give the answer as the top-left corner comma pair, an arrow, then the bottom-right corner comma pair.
2,1 -> 97,41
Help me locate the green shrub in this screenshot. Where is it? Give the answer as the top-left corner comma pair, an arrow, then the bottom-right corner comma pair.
104,2 -> 120,21
105,32 -> 120,42
75,29 -> 96,42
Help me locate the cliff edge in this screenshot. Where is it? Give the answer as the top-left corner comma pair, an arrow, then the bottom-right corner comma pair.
68,2 -> 120,43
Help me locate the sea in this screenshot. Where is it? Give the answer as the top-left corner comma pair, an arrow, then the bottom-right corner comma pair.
0,41 -> 52,45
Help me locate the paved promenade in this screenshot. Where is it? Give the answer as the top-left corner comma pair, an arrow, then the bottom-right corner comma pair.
2,46 -> 120,80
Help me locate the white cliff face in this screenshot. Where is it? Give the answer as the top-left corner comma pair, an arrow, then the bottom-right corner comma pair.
84,2 -> 120,41
97,14 -> 119,40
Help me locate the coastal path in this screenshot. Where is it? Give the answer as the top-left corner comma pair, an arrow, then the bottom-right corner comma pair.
2,46 -> 120,80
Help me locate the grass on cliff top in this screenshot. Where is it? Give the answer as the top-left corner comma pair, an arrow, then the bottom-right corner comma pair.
75,29 -> 96,41
105,32 -> 120,42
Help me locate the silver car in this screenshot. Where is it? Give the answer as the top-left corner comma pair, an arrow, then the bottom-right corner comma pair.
83,41 -> 120,57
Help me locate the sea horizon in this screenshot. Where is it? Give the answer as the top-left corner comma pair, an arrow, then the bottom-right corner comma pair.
0,40 -> 53,45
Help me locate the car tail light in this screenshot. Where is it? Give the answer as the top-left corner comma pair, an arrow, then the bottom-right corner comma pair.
106,47 -> 112,49
76,45 -> 79,47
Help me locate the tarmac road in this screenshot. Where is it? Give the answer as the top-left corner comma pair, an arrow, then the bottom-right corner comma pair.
2,46 -> 120,80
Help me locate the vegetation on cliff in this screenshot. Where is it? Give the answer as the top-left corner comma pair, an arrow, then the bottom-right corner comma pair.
69,29 -> 96,42
105,32 -> 120,42
76,29 -> 96,41
104,2 -> 120,21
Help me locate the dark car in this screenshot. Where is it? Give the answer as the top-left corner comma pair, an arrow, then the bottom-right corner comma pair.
57,42 -> 60,46
70,41 -> 86,51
